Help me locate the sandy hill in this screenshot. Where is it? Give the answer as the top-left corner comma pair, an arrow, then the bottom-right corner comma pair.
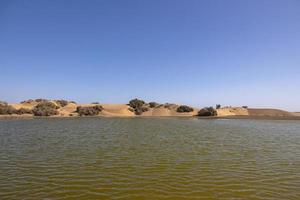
247,108 -> 296,117
8,101 -> 198,117
1,100 -> 298,119
216,107 -> 249,116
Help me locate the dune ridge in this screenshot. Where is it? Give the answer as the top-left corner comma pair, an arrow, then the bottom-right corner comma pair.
0,99 -> 299,119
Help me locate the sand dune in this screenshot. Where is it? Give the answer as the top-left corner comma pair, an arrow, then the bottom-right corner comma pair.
2,101 -> 298,119
216,107 -> 249,116
142,106 -> 199,117
100,104 -> 135,117
247,108 -> 296,117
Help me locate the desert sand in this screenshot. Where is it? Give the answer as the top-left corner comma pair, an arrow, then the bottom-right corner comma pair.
0,100 -> 299,119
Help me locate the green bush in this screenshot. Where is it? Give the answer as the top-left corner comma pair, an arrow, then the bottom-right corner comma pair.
198,107 -> 217,116
129,98 -> 145,109
149,102 -> 158,108
128,98 -> 148,115
32,102 -> 59,116
16,108 -> 33,115
176,105 -> 194,113
76,105 -> 103,116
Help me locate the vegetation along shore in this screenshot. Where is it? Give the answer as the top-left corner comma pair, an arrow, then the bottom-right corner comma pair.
0,98 -> 299,120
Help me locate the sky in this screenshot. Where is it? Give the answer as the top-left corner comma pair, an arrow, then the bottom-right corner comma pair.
0,0 -> 300,111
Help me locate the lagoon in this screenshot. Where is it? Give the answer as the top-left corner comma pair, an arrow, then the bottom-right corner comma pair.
0,118 -> 299,200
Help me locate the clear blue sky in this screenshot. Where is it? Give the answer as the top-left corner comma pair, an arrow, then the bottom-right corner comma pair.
1,0 -> 300,111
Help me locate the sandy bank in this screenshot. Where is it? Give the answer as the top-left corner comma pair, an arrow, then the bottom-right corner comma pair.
1,101 -> 297,120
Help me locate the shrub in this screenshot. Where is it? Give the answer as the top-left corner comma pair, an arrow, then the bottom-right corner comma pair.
176,105 -> 194,113
91,102 -> 100,104
69,101 -> 77,104
242,106 -> 248,109
164,103 -> 176,109
20,99 -> 34,104
0,104 -> 17,115
129,98 -> 145,109
128,98 -> 148,115
16,108 -> 33,115
128,107 -> 135,113
55,100 -> 69,107
198,107 -> 217,116
35,98 -> 48,102
76,105 -> 103,116
149,102 -> 158,108
216,104 -> 221,109
32,102 -> 59,116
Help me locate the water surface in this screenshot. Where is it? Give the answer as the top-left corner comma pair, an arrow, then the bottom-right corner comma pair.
0,118 -> 299,199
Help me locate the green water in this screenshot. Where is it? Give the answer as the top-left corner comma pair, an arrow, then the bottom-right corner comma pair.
0,118 -> 299,200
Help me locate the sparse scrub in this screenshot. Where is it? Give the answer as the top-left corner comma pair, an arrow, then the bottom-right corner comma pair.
76,105 -> 103,116
32,102 -> 59,116
128,98 -> 148,115
20,99 -> 34,104
35,98 -> 48,102
0,103 -> 17,115
16,108 -> 33,115
129,98 -> 145,109
149,102 -> 158,108
164,103 -> 176,109
198,107 -> 217,116
55,100 -> 69,107
176,105 -> 194,113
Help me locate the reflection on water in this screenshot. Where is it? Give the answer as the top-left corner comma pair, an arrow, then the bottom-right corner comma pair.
0,118 -> 300,199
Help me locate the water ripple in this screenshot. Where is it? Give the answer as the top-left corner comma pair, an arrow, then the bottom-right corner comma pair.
0,118 -> 300,199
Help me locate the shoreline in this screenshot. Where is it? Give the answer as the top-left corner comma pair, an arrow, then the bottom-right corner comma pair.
1,114 -> 300,120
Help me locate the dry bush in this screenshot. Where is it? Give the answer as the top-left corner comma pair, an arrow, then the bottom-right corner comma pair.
198,107 -> 217,116
20,99 -> 35,104
128,98 -> 149,115
35,98 -> 48,102
16,108 -> 33,115
76,105 -> 103,116
0,104 -> 17,115
176,105 -> 194,113
32,102 -> 59,116
55,100 -> 69,107
164,103 -> 176,109
149,102 -> 159,108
